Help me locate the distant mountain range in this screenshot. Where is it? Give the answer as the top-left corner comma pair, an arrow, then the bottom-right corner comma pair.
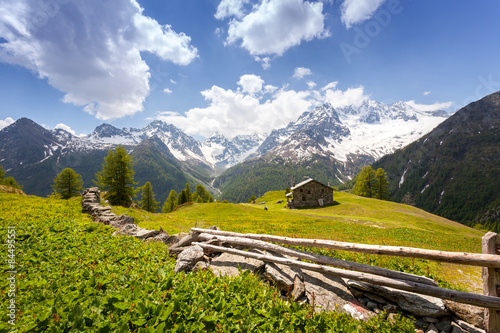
0,98 -> 449,206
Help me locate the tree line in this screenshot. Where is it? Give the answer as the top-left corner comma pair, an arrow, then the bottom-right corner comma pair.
50,145 -> 214,212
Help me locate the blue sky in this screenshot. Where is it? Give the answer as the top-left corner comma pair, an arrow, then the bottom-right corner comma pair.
1,0 -> 499,139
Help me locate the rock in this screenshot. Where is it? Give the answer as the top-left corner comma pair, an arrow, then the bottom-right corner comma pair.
174,245 -> 204,273
112,224 -> 138,236
426,323 -> 439,333
450,322 -> 467,333
109,215 -> 135,228
134,227 -> 160,240
443,300 -> 484,329
435,318 -> 452,333
292,275 -> 306,301
383,304 -> 399,313
209,251 -> 265,277
366,301 -> 377,311
424,317 -> 440,323
365,292 -> 386,304
146,227 -> 169,243
347,280 -> 449,317
192,260 -> 209,272
455,320 -> 486,333
264,262 -> 302,293
302,270 -> 373,321
276,200 -> 283,204
350,288 -> 365,299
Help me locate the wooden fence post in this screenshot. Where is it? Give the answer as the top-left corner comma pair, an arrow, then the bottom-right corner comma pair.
483,232 -> 500,332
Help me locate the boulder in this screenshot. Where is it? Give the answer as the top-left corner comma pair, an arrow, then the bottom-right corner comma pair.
443,300 -> 484,329
264,262 -> 302,292
302,270 -> 373,321
145,228 -> 170,243
209,251 -> 265,277
292,275 -> 306,301
455,320 -> 486,333
134,227 -> 160,240
426,324 -> 439,333
112,224 -> 138,236
109,215 -> 135,228
347,281 -> 450,317
174,245 -> 205,273
451,322 -> 467,333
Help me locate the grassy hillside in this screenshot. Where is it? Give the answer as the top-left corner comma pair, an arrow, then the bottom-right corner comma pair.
116,191 -> 484,293
0,192 -> 418,332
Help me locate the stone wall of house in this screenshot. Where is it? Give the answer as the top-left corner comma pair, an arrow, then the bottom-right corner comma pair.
291,181 -> 334,208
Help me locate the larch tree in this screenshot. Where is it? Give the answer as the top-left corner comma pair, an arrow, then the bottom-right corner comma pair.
374,168 -> 390,200
52,168 -> 84,199
162,189 -> 178,213
353,166 -> 376,198
139,181 -> 159,213
95,145 -> 137,207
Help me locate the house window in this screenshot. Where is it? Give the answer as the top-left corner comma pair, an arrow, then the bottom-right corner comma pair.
308,190 -> 312,194
302,195 -> 306,201
300,189 -> 303,192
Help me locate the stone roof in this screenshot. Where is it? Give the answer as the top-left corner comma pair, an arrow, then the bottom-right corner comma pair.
291,178 -> 333,191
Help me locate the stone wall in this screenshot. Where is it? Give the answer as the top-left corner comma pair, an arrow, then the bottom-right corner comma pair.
289,181 -> 334,208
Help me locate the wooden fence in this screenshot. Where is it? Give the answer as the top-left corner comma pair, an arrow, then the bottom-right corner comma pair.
191,228 -> 500,332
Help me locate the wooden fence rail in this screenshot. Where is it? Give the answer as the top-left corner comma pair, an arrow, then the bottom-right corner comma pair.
192,227 -> 500,332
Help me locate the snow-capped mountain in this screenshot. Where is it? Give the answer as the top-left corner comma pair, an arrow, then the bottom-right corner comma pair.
250,100 -> 449,179
201,132 -> 265,169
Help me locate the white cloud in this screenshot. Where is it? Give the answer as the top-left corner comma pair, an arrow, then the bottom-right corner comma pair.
321,81 -> 339,91
237,74 -> 264,95
307,81 -> 317,89
223,0 -> 329,58
405,100 -> 453,112
0,117 -> 15,130
254,56 -> 272,70
340,0 -> 386,29
163,88 -> 173,94
0,0 -> 198,120
170,79 -> 177,85
423,91 -> 431,96
215,0 -> 250,19
322,84 -> 369,108
157,75 -> 313,138
293,67 -> 312,79
54,123 -> 76,135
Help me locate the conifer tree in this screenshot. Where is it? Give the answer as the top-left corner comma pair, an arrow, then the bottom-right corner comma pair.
139,181 -> 160,212
2,177 -> 22,190
353,166 -> 376,198
185,183 -> 192,202
374,168 -> 390,200
163,189 -> 178,213
0,165 -> 5,181
248,195 -> 257,203
177,189 -> 188,206
193,184 -> 213,203
52,168 -> 84,199
95,145 -> 137,207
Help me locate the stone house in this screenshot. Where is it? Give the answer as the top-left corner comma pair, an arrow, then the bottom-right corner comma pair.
286,178 -> 334,209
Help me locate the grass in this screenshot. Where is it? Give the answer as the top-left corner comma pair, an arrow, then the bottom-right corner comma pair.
113,191 -> 484,292
0,192 -> 417,332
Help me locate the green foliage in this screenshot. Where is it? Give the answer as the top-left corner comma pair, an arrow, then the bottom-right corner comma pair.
95,145 -> 137,207
0,192 -> 418,332
162,190 -> 178,213
373,168 -> 390,200
353,166 -> 376,198
248,195 -> 257,203
353,166 -> 389,200
0,164 -> 5,180
1,176 -> 22,190
192,184 -> 213,203
139,181 -> 160,213
52,168 -> 84,199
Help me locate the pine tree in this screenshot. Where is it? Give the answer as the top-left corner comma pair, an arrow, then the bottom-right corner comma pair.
374,168 -> 390,200
2,177 -> 22,190
248,195 -> 257,203
95,145 -> 137,207
193,184 -> 214,203
52,168 -> 84,199
0,165 -> 5,181
162,190 -> 178,213
353,166 -> 376,198
177,190 -> 188,206
402,192 -> 416,206
185,183 -> 192,202
139,181 -> 160,213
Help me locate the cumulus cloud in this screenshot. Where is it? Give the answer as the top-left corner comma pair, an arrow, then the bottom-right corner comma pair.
340,0 -> 386,29
0,0 -> 198,120
307,81 -> 317,89
0,117 -> 15,130
322,85 -> 369,108
219,0 -> 329,60
405,100 -> 453,112
293,67 -> 312,79
237,74 -> 264,95
157,75 -> 312,138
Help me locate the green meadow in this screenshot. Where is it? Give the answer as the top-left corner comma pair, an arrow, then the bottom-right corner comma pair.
0,189 -> 485,331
